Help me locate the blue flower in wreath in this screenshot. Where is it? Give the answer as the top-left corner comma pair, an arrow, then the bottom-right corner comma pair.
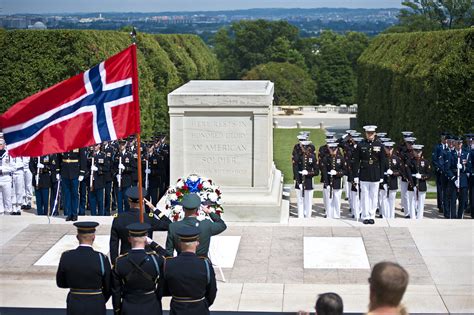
185,177 -> 201,193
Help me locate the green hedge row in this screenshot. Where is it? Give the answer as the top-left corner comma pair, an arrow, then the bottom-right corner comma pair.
357,29 -> 474,154
0,29 -> 219,137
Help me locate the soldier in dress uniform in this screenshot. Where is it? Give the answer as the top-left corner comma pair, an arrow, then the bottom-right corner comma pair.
466,134 -> 474,218
87,143 -> 110,216
293,140 -> 319,218
21,157 -> 33,210
353,125 -> 386,224
397,132 -> 415,215
11,156 -> 25,215
432,132 -> 449,214
164,226 -> 217,315
56,221 -> 111,315
103,141 -> 115,216
348,136 -> 363,219
320,142 -> 346,218
111,222 -> 164,315
406,145 -> 432,219
29,155 -> 53,216
0,139 -> 13,215
114,140 -> 136,213
442,135 -> 455,218
166,193 -> 227,257
445,137 -> 471,219
146,144 -> 163,208
380,142 -> 402,219
339,130 -> 357,201
58,148 -> 87,221
49,153 -> 61,216
110,186 -> 171,264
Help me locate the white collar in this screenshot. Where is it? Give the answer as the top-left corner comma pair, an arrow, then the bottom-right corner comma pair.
79,244 -> 93,248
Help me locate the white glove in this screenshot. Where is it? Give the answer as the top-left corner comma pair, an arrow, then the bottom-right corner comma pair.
78,175 -> 84,182
457,163 -> 463,169
353,177 -> 359,184
146,236 -> 153,245
298,184 -> 303,190
415,173 -> 422,179
386,169 -> 393,175
329,169 -> 337,176
118,164 -> 125,170
91,165 -> 98,172
455,179 -> 460,188
145,169 -> 151,174
37,162 -> 45,169
384,184 -> 388,191
379,179 -> 384,183
299,170 -> 309,176
56,174 -> 60,181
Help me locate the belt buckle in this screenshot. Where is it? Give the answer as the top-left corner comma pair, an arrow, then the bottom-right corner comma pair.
369,160 -> 373,165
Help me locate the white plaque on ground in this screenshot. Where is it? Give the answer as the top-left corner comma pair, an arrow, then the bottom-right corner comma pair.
34,235 -> 110,266
304,237 -> 370,269
208,236 -> 241,268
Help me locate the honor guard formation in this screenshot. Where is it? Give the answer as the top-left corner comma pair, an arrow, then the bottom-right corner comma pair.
0,133 -> 169,220
292,128 -> 474,223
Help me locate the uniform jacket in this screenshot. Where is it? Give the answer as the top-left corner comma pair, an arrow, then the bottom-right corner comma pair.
445,149 -> 471,188
383,154 -> 402,190
353,139 -> 386,182
164,252 -> 217,315
293,147 -> 319,190
29,155 -> 54,189
406,157 -> 432,192
86,150 -> 110,191
111,249 -> 164,315
114,150 -> 136,188
320,150 -> 346,189
165,213 -> 227,257
110,208 -> 171,264
58,149 -> 87,179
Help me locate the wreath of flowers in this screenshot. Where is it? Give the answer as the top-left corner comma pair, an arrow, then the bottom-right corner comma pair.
165,174 -> 224,221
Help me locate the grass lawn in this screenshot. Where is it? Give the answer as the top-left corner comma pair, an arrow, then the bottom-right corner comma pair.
273,128 -> 325,184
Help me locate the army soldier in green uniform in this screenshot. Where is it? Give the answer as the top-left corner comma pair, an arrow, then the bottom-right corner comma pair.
166,193 -> 227,257
112,222 -> 164,315
56,221 -> 111,315
164,226 -> 217,315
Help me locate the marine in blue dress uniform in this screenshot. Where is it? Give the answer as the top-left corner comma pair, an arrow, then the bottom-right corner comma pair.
164,226 -> 217,315
56,221 -> 111,315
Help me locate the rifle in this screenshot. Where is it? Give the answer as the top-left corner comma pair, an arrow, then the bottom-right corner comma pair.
456,153 -> 461,194
90,156 -> 95,191
118,156 -> 122,189
35,158 -> 40,188
145,158 -> 149,191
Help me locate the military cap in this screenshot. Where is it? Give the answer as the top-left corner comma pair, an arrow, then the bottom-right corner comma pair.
297,134 -> 307,141
465,133 -> 474,140
352,132 -> 361,137
176,226 -> 200,242
346,129 -> 356,135
125,186 -> 148,202
327,142 -> 338,148
405,137 -> 416,143
300,131 -> 311,136
412,144 -> 424,150
181,193 -> 201,210
74,221 -> 99,234
454,136 -> 463,142
363,125 -> 377,132
127,222 -> 151,237
118,139 -> 127,145
384,142 -> 395,147
301,140 -> 312,146
380,137 -> 391,142
353,137 -> 363,143
326,138 -> 337,144
377,132 -> 387,137
401,131 -> 413,137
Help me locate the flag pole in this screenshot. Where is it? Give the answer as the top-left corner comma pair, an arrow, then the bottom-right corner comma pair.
130,27 -> 144,223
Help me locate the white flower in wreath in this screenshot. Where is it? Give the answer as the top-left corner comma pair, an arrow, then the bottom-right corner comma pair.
202,181 -> 211,189
168,193 -> 178,202
188,174 -> 199,182
208,192 -> 219,202
176,180 -> 184,189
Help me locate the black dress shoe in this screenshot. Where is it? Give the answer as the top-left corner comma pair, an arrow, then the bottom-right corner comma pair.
363,219 -> 370,224
404,215 -> 410,219
65,216 -> 72,221
377,214 -> 383,218
72,216 -> 78,221
25,205 -> 32,210
369,219 -> 375,224
21,205 -> 26,210
401,208 -> 404,212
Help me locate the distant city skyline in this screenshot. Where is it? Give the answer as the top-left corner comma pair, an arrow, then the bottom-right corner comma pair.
2,0 -> 403,14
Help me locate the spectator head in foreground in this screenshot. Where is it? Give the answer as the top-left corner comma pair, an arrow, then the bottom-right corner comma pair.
315,292 -> 343,315
369,262 -> 409,314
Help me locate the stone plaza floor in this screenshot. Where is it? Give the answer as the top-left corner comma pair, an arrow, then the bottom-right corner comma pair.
0,199 -> 473,314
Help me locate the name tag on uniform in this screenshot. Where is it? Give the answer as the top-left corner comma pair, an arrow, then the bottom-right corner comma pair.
336,159 -> 341,163
125,158 -> 130,163
421,161 -> 425,167
373,146 -> 381,152
98,159 -> 104,164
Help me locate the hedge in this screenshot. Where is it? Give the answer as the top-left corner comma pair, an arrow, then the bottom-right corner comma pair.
0,29 -> 219,137
357,29 -> 474,154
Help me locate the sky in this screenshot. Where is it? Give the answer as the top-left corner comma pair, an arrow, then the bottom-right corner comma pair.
2,0 -> 403,14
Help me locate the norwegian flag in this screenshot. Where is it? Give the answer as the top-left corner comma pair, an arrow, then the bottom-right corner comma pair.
0,45 -> 141,158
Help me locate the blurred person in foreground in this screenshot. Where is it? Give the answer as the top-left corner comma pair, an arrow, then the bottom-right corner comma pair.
297,292 -> 343,315
368,262 -> 409,315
